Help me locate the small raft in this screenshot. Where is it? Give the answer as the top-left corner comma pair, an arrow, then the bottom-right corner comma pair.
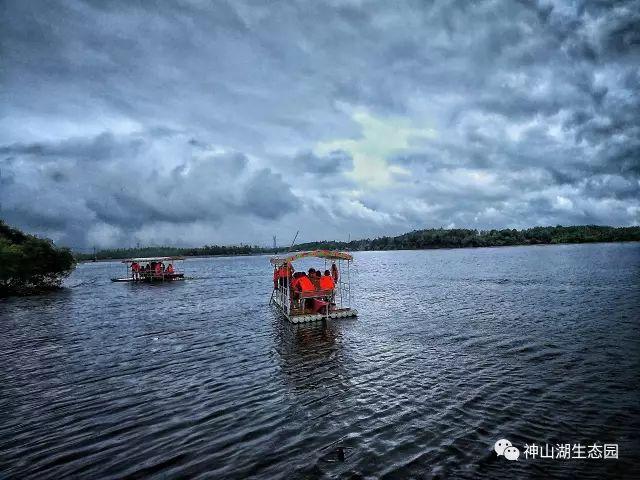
111,273 -> 185,283
110,257 -> 186,283
269,250 -> 357,323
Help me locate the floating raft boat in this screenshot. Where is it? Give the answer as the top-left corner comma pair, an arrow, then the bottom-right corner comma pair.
269,249 -> 357,323
111,273 -> 185,283
110,256 -> 186,283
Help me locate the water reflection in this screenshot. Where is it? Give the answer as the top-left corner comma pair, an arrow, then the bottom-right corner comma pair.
273,319 -> 350,392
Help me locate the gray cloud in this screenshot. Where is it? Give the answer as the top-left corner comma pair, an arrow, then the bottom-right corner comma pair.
292,150 -> 354,175
0,0 -> 638,247
0,130 -> 298,246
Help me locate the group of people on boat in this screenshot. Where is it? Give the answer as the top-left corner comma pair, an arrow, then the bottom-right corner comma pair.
130,261 -> 175,280
273,262 -> 340,313
273,262 -> 339,293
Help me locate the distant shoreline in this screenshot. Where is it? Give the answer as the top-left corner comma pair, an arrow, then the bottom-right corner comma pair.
79,253 -> 261,263
78,236 -> 640,263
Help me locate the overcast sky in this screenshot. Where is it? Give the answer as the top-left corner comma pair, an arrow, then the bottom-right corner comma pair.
1,0 -> 638,249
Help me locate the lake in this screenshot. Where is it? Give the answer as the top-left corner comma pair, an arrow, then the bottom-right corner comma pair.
1,243 -> 639,479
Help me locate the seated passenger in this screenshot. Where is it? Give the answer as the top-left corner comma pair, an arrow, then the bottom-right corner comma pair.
155,262 -> 163,275
295,273 -> 315,292
309,270 -> 321,289
290,272 -> 304,294
319,270 -> 335,290
166,263 -> 174,274
294,273 -> 316,310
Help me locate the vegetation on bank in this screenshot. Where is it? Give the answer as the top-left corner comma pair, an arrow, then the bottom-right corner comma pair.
297,225 -> 640,251
77,225 -> 640,261
76,244 -> 257,261
0,221 -> 76,296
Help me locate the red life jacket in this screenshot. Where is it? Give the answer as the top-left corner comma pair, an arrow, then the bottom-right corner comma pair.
297,276 -> 315,292
319,275 -> 335,290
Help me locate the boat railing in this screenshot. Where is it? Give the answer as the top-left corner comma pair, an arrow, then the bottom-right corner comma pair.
298,289 -> 334,299
270,251 -> 354,320
130,264 -> 184,281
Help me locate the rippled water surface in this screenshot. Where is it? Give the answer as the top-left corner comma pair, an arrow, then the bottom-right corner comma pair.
1,243 -> 639,479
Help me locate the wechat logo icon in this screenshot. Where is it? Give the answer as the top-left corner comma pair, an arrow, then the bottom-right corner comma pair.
495,439 -> 520,461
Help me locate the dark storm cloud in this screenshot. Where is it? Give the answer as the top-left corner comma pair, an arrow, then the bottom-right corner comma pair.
0,0 -> 638,247
0,132 -> 145,161
0,130 -> 298,246
293,150 -> 354,175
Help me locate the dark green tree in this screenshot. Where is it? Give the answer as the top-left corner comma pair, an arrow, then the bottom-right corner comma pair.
0,221 -> 76,296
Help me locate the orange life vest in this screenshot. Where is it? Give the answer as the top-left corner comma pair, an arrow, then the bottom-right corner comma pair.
297,276 -> 315,292
319,275 -> 335,290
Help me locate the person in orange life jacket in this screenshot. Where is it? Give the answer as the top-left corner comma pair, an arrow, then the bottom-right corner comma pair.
319,270 -> 335,290
290,271 -> 305,293
331,262 -> 339,283
155,262 -> 163,275
278,263 -> 293,287
294,272 -> 316,310
276,265 -> 283,286
166,264 -> 174,274
131,262 -> 140,280
307,268 -> 320,289
295,273 -> 315,292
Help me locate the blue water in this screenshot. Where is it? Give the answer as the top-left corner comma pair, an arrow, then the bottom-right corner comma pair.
1,243 -> 639,479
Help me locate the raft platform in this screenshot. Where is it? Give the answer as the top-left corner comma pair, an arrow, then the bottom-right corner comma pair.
272,291 -> 357,323
111,274 -> 185,283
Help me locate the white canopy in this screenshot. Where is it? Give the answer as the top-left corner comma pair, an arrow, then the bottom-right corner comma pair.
121,256 -> 184,263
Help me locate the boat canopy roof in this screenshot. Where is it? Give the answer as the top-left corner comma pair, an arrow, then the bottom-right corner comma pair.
122,256 -> 184,263
270,249 -> 353,266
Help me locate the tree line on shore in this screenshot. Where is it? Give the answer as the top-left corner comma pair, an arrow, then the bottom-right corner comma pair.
77,225 -> 640,261
0,220 -> 75,296
1,222 -> 638,296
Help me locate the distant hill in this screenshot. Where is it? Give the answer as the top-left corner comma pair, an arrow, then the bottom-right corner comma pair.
76,225 -> 640,261
0,221 -> 76,296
